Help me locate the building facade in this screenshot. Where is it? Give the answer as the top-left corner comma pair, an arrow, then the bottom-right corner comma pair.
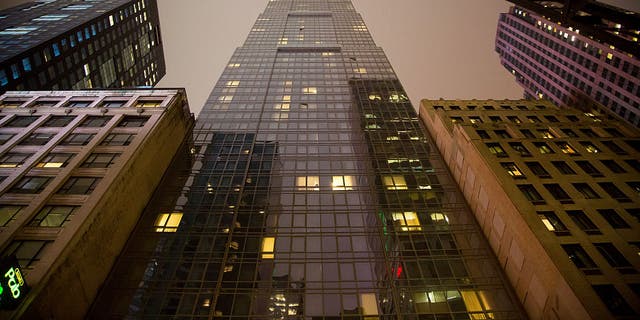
0,0 -> 165,92
495,4 -> 640,128
0,89 -> 194,318
420,99 -> 640,319
91,0 -> 526,318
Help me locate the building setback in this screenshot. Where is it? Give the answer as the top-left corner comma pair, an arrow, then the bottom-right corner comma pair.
90,0 -> 526,318
0,89 -> 194,318
0,0 -> 165,93
495,4 -> 640,128
420,99 -> 640,319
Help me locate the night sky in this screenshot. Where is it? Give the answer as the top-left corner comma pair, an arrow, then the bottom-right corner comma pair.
2,0 -> 639,116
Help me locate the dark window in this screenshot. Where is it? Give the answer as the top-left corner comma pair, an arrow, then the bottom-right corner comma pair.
0,153 -> 31,168
602,141 -> 627,154
544,115 -> 559,122
482,105 -> 495,110
562,244 -> 600,274
575,161 -> 602,176
8,176 -> 51,193
80,116 -> 112,127
623,140 -> 640,152
476,130 -> 490,139
117,116 -> 149,127
572,183 -> 600,199
520,129 -> 535,138
0,133 -> 14,144
100,133 -> 135,146
80,153 -> 120,168
509,142 -> 531,156
592,285 -> 635,316
100,100 -> 127,108
525,162 -> 551,178
626,208 -> 640,223
551,161 -> 576,174
29,205 -> 78,227
566,210 -> 600,234
60,133 -> 94,146
544,184 -> 572,203
42,115 -> 75,127
2,240 -> 50,268
625,159 -> 640,173
64,100 -> 92,108
494,130 -> 511,138
4,116 -> 39,127
0,205 -> 24,226
597,209 -> 630,228
600,160 -> 626,173
31,100 -> 59,108
566,115 -> 579,122
489,116 -> 502,123
19,133 -> 54,145
561,128 -> 578,137
527,116 -> 541,123
598,182 -> 630,202
604,128 -> 623,137
518,185 -> 545,203
533,142 -> 554,154
486,143 -> 507,157
579,128 -> 598,137
57,177 -> 101,194
507,116 -> 521,123
594,243 -> 635,273
35,153 -> 75,168
537,211 -> 569,235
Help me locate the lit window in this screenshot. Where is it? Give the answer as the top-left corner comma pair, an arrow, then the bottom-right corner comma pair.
0,153 -> 31,168
228,63 -> 240,68
537,211 -> 568,233
332,175 -> 354,190
154,212 -> 183,232
282,95 -> 291,102
0,206 -> 24,226
296,176 -> 319,191
0,26 -> 38,35
226,80 -> 240,87
33,14 -> 69,21
302,87 -> 317,94
392,212 -> 422,231
580,142 -> 600,153
274,103 -> 290,110
501,162 -> 524,177
61,4 -> 93,10
538,130 -> 555,139
368,94 -> 381,101
556,142 -> 578,154
135,100 -> 162,108
321,52 -> 334,56
278,37 -> 288,45
261,237 -> 275,259
430,213 -> 449,224
36,153 -> 75,168
354,68 -> 367,74
383,175 -> 407,190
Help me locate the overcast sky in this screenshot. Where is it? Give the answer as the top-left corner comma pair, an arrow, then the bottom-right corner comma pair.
2,0 -> 639,116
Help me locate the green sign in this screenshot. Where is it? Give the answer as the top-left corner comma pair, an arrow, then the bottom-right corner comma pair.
0,256 -> 28,310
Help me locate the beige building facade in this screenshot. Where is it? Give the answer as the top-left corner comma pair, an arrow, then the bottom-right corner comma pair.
420,99 -> 639,319
0,89 -> 194,318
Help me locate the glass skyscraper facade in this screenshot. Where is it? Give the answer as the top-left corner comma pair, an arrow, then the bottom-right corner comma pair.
93,1 -> 525,318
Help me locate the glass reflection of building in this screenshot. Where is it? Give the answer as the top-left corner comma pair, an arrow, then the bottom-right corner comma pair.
92,0 -> 526,318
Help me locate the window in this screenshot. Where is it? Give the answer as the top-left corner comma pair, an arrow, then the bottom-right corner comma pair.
0,133 -> 14,144
526,116 -> 541,123
624,140 -> 640,152
42,116 -> 75,127
302,87 -> 317,94
101,100 -> 127,108
626,208 -> 640,223
33,14 -> 69,21
518,185 -> 544,203
489,116 -> 502,123
551,161 -> 576,174
555,141 -> 578,154
2,240 -> 50,268
602,141 -> 627,154
154,212 -> 183,232
626,182 -> 640,197
450,116 -> 463,123
594,243 -> 635,273
520,129 -> 535,138
562,244 -> 600,274
567,210 -> 600,234
331,175 -> 354,191
0,26 -> 38,35
80,115 -> 112,127
100,133 -> 135,146
392,212 -> 422,231
579,128 -> 598,137
494,130 -> 511,138
29,206 -> 77,227
537,211 -> 569,234
0,205 -> 24,226
8,176 -> 51,193
117,116 -> 149,127
561,128 -> 578,137
625,159 -> 640,173
61,4 -> 93,10
469,116 -> 483,124
57,177 -> 101,194
600,160 -> 626,173
544,184 -> 572,203
533,142 -> 554,154
64,100 -> 92,108
135,100 -> 163,108
5,116 -> 38,127
383,175 -> 408,190
0,153 -> 31,168
80,153 -> 120,168
261,237 -> 275,259
579,141 -> 601,153
598,182 -> 630,201
592,285 -> 635,316
486,143 -> 507,157
34,153 -> 74,168
296,176 -> 319,191
575,161 -> 602,176
538,130 -> 555,139
509,142 -> 531,156
597,209 -> 630,228
476,130 -> 489,139
507,116 -> 521,124
60,133 -> 94,146
572,183 -> 600,199
19,133 -> 54,145
501,162 -> 525,178
525,162 -> 551,178
544,115 -> 559,122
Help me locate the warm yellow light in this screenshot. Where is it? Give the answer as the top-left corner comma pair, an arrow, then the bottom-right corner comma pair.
226,80 -> 240,87
261,237 -> 275,259
383,175 -> 407,190
154,212 -> 183,232
332,175 -> 354,191
303,87 -> 317,94
37,162 -> 64,168
392,212 -> 422,231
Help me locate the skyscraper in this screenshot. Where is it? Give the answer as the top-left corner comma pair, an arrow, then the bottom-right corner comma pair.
495,3 -> 640,128
92,0 -> 525,318
420,99 -> 640,319
0,0 -> 165,92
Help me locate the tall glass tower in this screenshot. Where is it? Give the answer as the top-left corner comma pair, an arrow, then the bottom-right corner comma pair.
93,1 -> 526,318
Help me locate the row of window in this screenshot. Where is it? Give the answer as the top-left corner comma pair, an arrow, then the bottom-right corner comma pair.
477,126 -> 623,139
0,131 -> 135,147
518,182 -> 638,204
0,152 -> 120,169
486,140 -> 637,157
6,176 -> 101,195
538,208 -> 637,234
1,114 -> 149,128
0,98 -> 162,109
563,242 -> 636,274
501,159 -> 638,178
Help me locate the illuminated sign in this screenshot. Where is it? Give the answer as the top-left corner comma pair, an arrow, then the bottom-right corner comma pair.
0,256 -> 28,310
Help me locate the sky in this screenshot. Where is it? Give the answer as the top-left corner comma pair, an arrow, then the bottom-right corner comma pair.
2,0 -> 639,116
